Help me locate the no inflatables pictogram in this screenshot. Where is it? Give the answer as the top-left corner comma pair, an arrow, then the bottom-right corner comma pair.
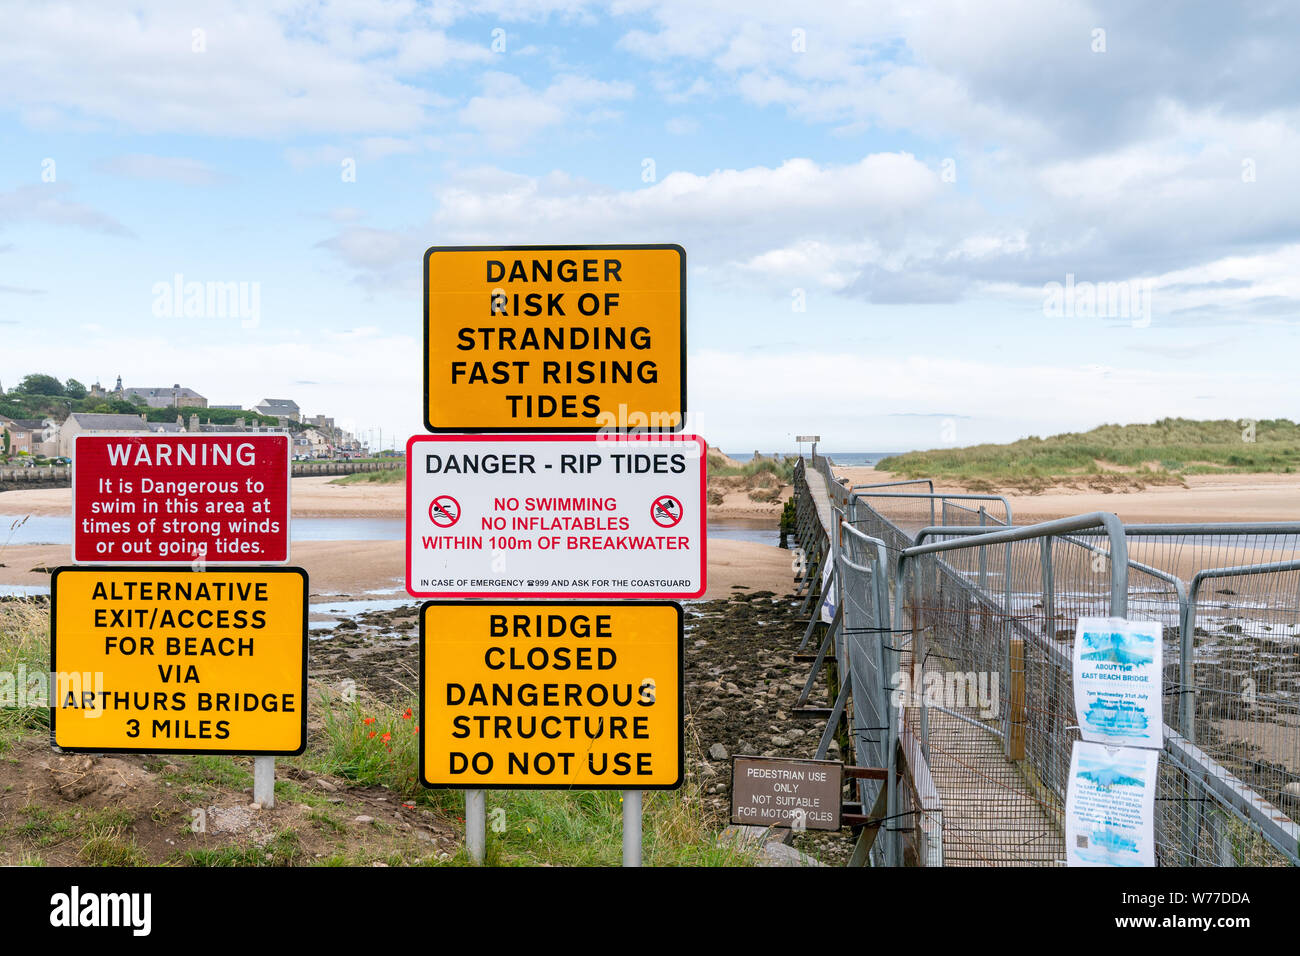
650,495 -> 683,529
429,496 -> 461,528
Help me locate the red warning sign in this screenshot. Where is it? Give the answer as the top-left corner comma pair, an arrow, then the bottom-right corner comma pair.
428,495 -> 460,528
651,495 -> 684,529
72,434 -> 291,565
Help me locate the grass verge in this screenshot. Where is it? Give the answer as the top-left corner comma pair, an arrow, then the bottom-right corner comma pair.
327,469 -> 404,485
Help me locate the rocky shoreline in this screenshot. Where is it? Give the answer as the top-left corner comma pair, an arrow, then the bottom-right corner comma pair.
307,586 -> 858,864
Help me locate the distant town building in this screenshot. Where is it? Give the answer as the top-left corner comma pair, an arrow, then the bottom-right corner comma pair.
253,398 -> 301,422
0,417 -> 59,457
185,413 -> 288,436
122,384 -> 208,409
59,413 -> 152,458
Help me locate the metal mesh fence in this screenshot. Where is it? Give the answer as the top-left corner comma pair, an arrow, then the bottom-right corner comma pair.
796,456 -> 1300,866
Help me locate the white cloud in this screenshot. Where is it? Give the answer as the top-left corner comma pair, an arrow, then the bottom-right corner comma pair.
96,154 -> 230,186
0,185 -> 132,237
0,1 -> 484,137
458,72 -> 634,149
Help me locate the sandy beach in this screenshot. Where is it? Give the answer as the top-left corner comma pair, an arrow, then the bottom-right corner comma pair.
0,477 -> 794,599
7,466 -> 1293,600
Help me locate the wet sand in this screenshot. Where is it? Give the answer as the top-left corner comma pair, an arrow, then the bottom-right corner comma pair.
0,537 -> 795,600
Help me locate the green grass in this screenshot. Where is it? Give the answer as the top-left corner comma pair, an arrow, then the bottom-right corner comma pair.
479,788 -> 758,867
294,694 -> 446,804
78,814 -> 148,866
708,453 -> 798,483
0,598 -> 50,747
300,693 -> 757,867
328,469 -> 404,485
877,417 -> 1300,488
148,754 -> 253,802
181,829 -> 303,867
2,603 -> 759,868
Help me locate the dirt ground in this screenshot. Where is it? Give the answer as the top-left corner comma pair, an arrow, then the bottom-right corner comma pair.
0,735 -> 462,867
306,586 -> 857,864
2,578 -> 864,866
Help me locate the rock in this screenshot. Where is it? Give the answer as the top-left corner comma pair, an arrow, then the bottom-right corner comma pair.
708,743 -> 729,761
249,802 -> 262,811
758,842 -> 826,867
353,814 -> 374,824
313,777 -> 338,792
706,707 -> 726,720
786,728 -> 806,739
771,736 -> 792,747
737,739 -> 755,754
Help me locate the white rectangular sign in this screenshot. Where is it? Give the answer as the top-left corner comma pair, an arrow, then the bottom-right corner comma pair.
1065,741 -> 1158,867
1072,616 -> 1163,749
406,434 -> 706,598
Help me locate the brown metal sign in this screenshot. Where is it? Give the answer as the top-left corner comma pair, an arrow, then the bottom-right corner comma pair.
729,755 -> 843,831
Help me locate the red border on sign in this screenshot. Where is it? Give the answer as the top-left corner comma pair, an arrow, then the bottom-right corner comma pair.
405,434 -> 708,600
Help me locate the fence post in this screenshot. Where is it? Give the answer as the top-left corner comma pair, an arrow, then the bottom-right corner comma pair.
1006,638 -> 1025,760
1039,538 -> 1055,635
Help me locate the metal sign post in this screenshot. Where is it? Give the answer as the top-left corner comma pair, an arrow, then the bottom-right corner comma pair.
622,790 -> 642,867
465,789 -> 486,864
254,756 -> 276,809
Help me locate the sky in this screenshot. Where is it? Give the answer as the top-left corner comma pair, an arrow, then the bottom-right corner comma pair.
1,0 -> 1297,454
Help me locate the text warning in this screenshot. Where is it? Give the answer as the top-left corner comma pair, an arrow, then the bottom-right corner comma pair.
73,434 -> 290,564
50,567 -> 308,755
424,245 -> 685,432
419,601 -> 682,790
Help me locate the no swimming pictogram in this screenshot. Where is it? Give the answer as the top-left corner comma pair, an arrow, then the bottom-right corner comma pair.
650,494 -> 683,529
429,495 -> 460,528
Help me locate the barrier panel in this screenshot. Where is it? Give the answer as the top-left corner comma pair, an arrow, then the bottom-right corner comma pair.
795,453 -> 1299,866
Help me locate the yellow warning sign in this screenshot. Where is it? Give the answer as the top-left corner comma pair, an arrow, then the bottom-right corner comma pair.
50,567 -> 308,755
424,245 -> 685,432
420,601 -> 682,789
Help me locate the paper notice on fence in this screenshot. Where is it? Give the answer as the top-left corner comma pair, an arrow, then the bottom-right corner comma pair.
819,558 -> 837,624
1072,617 -> 1163,748
1065,741 -> 1158,867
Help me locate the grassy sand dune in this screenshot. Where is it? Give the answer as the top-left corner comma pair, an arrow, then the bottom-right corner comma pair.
876,418 -> 1300,493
